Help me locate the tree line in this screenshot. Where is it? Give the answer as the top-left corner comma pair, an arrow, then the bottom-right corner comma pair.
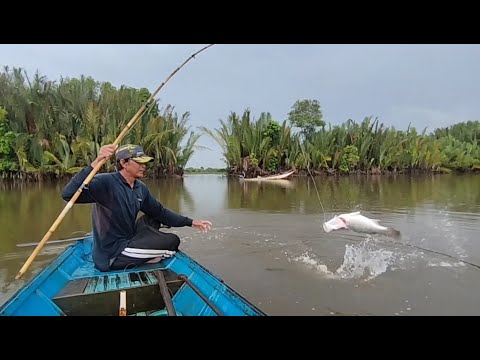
0,68 -> 478,181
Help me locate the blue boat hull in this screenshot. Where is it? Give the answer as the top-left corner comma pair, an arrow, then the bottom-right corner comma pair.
0,237 -> 266,316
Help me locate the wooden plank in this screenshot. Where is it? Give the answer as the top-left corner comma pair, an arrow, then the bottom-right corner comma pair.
54,278 -> 89,297
154,270 -> 176,316
53,284 -> 163,316
94,276 -> 108,293
84,277 -> 98,293
52,270 -> 184,316
144,271 -> 158,284
128,273 -> 142,288
119,291 -> 127,316
149,268 -> 179,283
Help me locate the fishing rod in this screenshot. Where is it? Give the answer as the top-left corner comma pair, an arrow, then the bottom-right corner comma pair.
15,44 -> 215,280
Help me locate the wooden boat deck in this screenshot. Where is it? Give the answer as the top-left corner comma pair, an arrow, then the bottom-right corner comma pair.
52,268 -> 184,316
1,237 -> 266,316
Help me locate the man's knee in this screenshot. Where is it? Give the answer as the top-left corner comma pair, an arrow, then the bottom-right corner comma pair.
168,233 -> 180,250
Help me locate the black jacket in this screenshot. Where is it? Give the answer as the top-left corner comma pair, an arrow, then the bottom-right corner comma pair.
62,166 -> 193,271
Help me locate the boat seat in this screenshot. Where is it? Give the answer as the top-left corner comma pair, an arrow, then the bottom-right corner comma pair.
51,269 -> 184,316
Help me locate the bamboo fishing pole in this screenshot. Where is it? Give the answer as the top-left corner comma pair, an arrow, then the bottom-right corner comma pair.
15,44 -> 215,280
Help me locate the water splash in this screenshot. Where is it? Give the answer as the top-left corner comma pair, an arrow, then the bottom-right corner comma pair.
292,238 -> 396,281
336,243 -> 395,280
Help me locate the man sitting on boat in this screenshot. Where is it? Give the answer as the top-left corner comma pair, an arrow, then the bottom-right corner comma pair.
61,143 -> 212,272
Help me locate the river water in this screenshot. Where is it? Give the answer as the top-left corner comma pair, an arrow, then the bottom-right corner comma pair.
1,173 -> 479,315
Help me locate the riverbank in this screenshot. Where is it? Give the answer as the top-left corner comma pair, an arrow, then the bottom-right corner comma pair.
227,167 -> 480,179
1,166 -> 478,182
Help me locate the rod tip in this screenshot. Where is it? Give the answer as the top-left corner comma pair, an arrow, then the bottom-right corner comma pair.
15,272 -> 23,280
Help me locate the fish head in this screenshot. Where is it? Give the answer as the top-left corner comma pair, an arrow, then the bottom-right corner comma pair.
323,216 -> 348,232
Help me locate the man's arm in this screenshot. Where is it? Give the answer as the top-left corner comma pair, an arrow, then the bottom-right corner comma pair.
62,166 -> 99,203
141,187 -> 193,227
61,144 -> 118,204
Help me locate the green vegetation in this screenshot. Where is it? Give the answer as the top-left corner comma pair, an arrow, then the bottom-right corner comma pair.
203,109 -> 479,177
184,167 -> 225,174
287,99 -> 325,140
0,67 -> 478,181
0,67 -> 201,180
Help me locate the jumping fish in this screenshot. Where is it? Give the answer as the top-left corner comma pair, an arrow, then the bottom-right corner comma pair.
323,211 -> 401,239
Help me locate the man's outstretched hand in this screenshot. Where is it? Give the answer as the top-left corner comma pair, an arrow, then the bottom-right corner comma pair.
192,220 -> 213,233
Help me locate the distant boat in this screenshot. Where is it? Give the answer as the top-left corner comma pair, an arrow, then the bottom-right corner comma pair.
241,170 -> 295,182
0,236 -> 266,316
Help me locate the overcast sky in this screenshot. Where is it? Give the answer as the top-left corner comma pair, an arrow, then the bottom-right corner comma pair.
2,44 -> 479,168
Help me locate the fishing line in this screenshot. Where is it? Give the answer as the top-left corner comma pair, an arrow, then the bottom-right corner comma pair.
295,135 -> 480,271
396,241 -> 480,271
376,238 -> 480,271
300,141 -> 326,222
332,235 -> 480,272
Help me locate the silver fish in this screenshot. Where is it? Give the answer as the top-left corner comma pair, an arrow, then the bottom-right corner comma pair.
323,211 -> 401,239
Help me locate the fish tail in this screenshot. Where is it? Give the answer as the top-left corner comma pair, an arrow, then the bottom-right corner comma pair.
385,227 -> 401,239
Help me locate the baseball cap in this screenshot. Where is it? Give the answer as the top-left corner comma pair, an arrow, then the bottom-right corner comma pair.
115,144 -> 154,164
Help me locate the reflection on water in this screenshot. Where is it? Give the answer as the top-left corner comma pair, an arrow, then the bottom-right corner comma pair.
226,174 -> 480,214
1,173 -> 479,315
